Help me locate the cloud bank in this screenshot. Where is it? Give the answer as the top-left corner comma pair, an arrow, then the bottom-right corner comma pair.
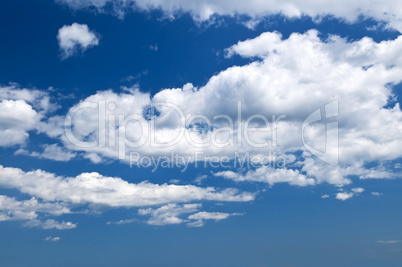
58,0 -> 402,31
43,30 -> 402,187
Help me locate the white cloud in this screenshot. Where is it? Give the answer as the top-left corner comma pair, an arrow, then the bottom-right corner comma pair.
138,203 -> 200,225
0,99 -> 38,146
371,192 -> 383,196
215,167 -> 315,187
321,194 -> 330,199
38,115 -> 66,139
45,236 -> 61,242
138,203 -> 242,226
194,174 -> 208,185
0,165 -> 255,208
57,23 -> 99,59
149,43 -> 158,51
335,192 -> 354,201
83,153 -> 103,164
351,187 -> 365,194
187,211 -> 242,227
49,30 -> 402,187
106,218 -> 137,225
15,144 -> 77,162
3,31 -> 400,190
0,83 -> 54,111
0,195 -> 71,222
336,187 -> 364,201
0,84 -> 55,147
0,195 -> 75,230
24,219 -> 77,230
58,0 -> 402,31
58,0 -> 111,9
376,240 -> 401,244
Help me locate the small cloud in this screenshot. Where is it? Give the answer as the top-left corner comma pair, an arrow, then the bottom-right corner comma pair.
352,188 -> 365,194
365,22 -> 387,32
45,236 -> 61,242
194,175 -> 207,185
138,203 -> 200,226
106,219 -> 137,225
242,18 -> 263,30
121,75 -> 135,82
138,203 -> 243,227
187,212 -> 243,227
371,192 -> 383,196
120,70 -> 148,82
169,179 -> 181,184
57,23 -> 99,59
376,240 -> 401,244
321,194 -> 330,199
83,153 -> 103,164
121,84 -> 140,94
149,43 -> 158,51
336,192 -> 354,201
336,188 -> 365,201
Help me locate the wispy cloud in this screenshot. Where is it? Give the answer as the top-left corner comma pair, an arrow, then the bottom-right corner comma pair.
376,240 -> 401,244
371,192 -> 383,196
15,144 -> 76,162
106,219 -> 137,225
45,236 -> 61,242
24,219 -> 77,230
138,203 -> 243,227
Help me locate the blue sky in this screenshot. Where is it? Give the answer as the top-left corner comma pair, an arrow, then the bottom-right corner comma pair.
1,1 -> 402,266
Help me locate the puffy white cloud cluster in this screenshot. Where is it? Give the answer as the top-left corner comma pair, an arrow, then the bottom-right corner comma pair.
0,195 -> 75,230
0,84 -> 55,147
58,0 -> 402,31
50,30 -> 402,187
2,30 -> 402,229
0,84 -> 78,161
57,23 -> 99,59
0,165 -> 253,228
0,195 -> 71,221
